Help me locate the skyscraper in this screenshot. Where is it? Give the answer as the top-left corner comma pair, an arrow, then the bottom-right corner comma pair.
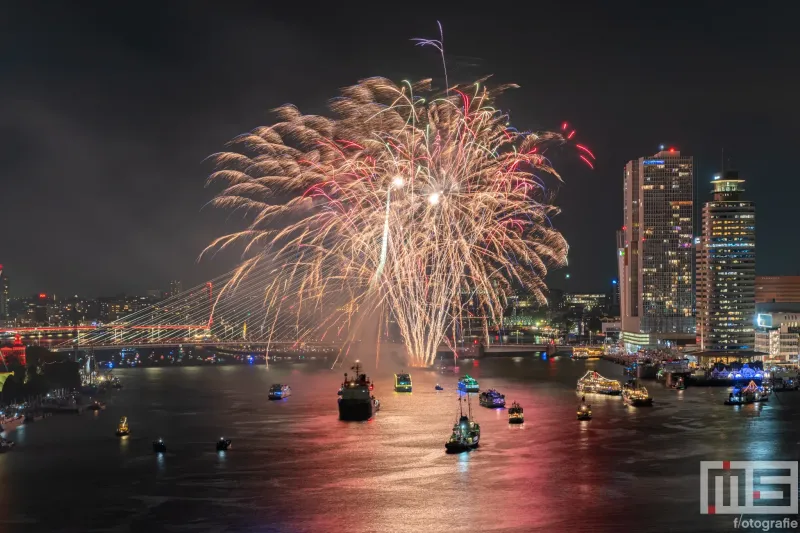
169,280 -> 183,298
696,171 -> 755,350
620,149 -> 695,350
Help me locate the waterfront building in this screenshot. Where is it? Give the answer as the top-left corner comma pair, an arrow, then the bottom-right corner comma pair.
565,293 -> 606,312
695,171 -> 756,351
755,276 -> 800,304
169,280 -> 183,298
620,149 -> 695,350
754,311 -> 800,364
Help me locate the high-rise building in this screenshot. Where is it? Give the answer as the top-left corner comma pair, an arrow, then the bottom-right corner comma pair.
620,149 -> 695,350
755,276 -> 800,304
696,171 -> 756,351
169,280 -> 183,298
0,265 -> 8,320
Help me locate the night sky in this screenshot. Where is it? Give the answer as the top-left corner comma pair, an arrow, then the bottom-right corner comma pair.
3,2 -> 799,298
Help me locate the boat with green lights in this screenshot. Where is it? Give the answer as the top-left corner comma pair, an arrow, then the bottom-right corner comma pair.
445,396 -> 480,453
457,375 -> 479,393
394,372 -> 412,392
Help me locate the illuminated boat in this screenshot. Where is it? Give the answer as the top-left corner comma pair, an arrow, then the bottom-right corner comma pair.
622,385 -> 653,407
445,396 -> 480,453
338,362 -> 380,421
479,389 -> 506,408
725,380 -> 769,405
577,403 -> 592,420
0,412 -> 24,433
435,384 -> 444,391
394,372 -> 412,392
216,438 -> 232,451
86,400 -> 106,411
508,401 -> 524,424
457,375 -> 480,393
152,438 -> 166,454
576,371 -> 621,395
268,384 -> 291,400
116,416 -> 130,436
671,377 -> 686,390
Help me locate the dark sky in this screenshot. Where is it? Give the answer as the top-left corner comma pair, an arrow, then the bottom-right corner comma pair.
2,2 -> 799,298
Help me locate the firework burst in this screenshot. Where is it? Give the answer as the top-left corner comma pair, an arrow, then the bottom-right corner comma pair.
206,78 -> 570,367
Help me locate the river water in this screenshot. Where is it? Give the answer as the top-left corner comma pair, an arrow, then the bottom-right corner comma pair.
0,357 -> 797,532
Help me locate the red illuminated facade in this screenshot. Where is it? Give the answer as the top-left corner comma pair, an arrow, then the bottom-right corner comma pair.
0,334 -> 26,367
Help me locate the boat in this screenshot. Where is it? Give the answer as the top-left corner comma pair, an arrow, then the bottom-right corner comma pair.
725,380 -> 769,405
508,401 -> 524,424
0,438 -> 15,452
0,414 -> 25,433
268,384 -> 291,400
671,377 -> 686,390
116,416 -> 130,436
86,400 -> 106,411
622,385 -> 653,407
216,438 -> 232,451
479,389 -> 506,408
338,361 -> 380,421
394,372 -> 412,392
577,403 -> 592,420
576,371 -> 622,395
435,384 -> 444,391
152,439 -> 167,453
445,396 -> 480,453
773,376 -> 799,391
457,375 -> 480,393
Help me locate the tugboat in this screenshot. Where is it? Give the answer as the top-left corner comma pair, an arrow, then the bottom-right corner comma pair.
457,375 -> 480,393
725,380 -> 769,405
622,384 -> 654,407
116,416 -> 130,436
268,384 -> 291,400
479,389 -> 506,408
338,361 -> 380,421
445,396 -> 480,453
152,438 -> 167,453
508,401 -> 524,424
577,403 -> 592,420
216,437 -> 232,451
577,371 -> 622,395
394,372 -> 412,392
435,384 -> 444,391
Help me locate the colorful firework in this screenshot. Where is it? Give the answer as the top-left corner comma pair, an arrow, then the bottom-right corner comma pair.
206,78 -> 571,367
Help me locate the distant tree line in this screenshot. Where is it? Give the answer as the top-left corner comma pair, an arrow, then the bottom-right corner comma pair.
1,347 -> 81,404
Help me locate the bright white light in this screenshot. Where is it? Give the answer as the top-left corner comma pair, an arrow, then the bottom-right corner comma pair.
428,192 -> 440,205
392,177 -> 405,188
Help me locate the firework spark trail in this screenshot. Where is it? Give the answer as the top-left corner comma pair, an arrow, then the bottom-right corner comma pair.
206,78 -> 570,367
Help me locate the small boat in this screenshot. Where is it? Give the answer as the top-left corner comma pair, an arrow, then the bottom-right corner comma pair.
268,384 -> 291,400
435,384 -> 444,391
622,384 -> 653,407
577,403 -> 592,420
577,371 -> 622,395
86,400 -> 106,411
0,438 -> 15,452
671,377 -> 686,390
152,439 -> 167,453
216,438 -> 232,451
445,396 -> 480,453
725,380 -> 769,405
394,372 -> 412,392
116,416 -> 130,436
479,389 -> 506,408
508,401 -> 524,424
457,375 -> 480,393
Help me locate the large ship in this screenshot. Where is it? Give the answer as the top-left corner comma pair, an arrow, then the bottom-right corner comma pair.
338,362 -> 380,421
445,396 -> 480,453
576,371 -> 622,395
394,372 -> 412,392
457,375 -> 480,393
479,389 -> 506,408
